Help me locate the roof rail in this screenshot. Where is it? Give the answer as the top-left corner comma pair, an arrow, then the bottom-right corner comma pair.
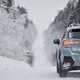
68,23 -> 80,27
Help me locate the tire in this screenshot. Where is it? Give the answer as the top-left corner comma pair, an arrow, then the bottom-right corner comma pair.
56,51 -> 60,73
59,54 -> 67,77
56,60 -> 60,73
59,69 -> 67,77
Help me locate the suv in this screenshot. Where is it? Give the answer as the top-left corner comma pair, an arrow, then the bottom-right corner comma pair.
54,26 -> 80,77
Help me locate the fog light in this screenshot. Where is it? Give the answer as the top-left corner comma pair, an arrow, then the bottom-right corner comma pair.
63,62 -> 71,68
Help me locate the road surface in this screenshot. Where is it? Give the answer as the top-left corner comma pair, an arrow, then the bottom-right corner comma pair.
0,33 -> 80,80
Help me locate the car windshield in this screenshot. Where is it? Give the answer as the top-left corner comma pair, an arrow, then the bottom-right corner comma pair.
68,29 -> 80,39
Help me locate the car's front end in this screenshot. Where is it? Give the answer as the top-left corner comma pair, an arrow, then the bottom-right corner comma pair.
61,44 -> 80,71
60,28 -> 80,72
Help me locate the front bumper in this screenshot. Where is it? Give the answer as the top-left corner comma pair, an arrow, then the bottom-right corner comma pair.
62,56 -> 80,71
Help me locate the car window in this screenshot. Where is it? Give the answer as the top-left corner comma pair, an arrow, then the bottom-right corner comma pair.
68,29 -> 80,39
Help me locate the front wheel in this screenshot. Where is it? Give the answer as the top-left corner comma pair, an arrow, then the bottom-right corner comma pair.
56,60 -> 60,73
56,51 -> 60,73
59,55 -> 67,77
59,69 -> 67,77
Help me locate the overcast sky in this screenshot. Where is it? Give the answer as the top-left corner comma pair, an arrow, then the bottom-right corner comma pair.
15,0 -> 69,32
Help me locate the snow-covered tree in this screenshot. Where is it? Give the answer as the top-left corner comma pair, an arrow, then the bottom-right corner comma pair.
0,0 -> 37,63
17,6 -> 27,15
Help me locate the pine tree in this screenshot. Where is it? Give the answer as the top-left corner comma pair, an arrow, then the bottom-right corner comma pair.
0,0 -> 13,7
7,0 -> 12,7
17,6 -> 27,15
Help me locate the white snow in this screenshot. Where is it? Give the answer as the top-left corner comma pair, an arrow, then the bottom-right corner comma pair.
0,6 -> 37,62
0,32 -> 80,80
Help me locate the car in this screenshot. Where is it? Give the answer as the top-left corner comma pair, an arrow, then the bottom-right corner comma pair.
24,50 -> 34,66
53,25 -> 80,77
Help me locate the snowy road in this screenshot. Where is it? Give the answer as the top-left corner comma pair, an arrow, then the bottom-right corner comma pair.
0,33 -> 80,80
0,56 -> 80,80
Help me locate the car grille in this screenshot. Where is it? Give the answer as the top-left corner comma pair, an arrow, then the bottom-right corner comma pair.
72,48 -> 80,54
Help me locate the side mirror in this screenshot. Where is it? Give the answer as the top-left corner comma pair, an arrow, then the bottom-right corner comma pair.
53,39 -> 60,45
